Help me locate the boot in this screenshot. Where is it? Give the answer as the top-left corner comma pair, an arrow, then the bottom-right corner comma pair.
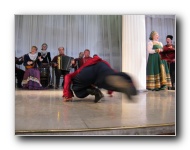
87,88 -> 104,103
105,75 -> 137,100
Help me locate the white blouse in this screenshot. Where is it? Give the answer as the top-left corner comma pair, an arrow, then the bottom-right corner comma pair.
147,41 -> 163,54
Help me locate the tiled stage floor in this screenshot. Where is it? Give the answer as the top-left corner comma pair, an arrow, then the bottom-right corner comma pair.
15,88 -> 175,135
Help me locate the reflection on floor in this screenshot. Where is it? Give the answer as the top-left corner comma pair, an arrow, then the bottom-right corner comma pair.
15,88 -> 175,135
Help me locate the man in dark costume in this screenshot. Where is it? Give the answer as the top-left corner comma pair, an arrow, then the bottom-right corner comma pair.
51,47 -> 72,89
160,35 -> 175,90
73,52 -> 84,71
15,57 -> 25,88
63,55 -> 137,103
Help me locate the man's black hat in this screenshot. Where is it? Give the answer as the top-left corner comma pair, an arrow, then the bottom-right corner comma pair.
166,35 -> 173,40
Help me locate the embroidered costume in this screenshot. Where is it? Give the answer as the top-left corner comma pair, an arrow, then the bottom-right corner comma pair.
146,41 -> 172,90
22,52 -> 43,90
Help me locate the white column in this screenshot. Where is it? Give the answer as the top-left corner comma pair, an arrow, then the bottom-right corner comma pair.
122,15 -> 146,90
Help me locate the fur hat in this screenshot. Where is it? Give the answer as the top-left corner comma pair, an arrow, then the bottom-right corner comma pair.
166,35 -> 173,40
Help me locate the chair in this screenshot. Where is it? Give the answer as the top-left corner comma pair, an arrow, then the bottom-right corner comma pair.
39,63 -> 50,87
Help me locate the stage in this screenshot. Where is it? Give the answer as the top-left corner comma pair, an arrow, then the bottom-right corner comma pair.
15,88 -> 175,135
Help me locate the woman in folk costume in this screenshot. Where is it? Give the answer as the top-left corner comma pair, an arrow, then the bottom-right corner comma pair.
146,31 -> 172,91
38,43 -> 52,87
38,43 -> 51,64
22,46 -> 44,90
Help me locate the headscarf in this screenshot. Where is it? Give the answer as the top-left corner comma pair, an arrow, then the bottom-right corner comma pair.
41,43 -> 48,50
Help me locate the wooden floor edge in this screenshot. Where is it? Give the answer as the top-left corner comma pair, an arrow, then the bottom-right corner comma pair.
15,123 -> 175,134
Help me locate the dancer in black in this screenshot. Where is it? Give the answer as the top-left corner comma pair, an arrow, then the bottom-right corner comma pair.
63,55 -> 137,102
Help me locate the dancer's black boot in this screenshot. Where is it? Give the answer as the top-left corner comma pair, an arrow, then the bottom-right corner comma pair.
87,87 -> 104,103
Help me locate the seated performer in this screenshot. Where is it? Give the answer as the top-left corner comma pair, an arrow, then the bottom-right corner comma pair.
38,43 -> 51,64
63,55 -> 137,103
21,46 -> 44,90
72,49 -> 92,71
73,52 -> 84,71
82,49 -> 92,63
160,35 -> 175,90
38,43 -> 52,87
51,47 -> 74,89
15,56 -> 25,88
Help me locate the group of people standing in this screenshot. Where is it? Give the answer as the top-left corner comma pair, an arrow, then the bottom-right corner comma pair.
146,31 -> 175,91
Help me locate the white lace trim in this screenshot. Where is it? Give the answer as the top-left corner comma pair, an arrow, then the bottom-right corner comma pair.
41,50 -> 48,58
21,76 -> 42,87
28,53 -> 38,61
